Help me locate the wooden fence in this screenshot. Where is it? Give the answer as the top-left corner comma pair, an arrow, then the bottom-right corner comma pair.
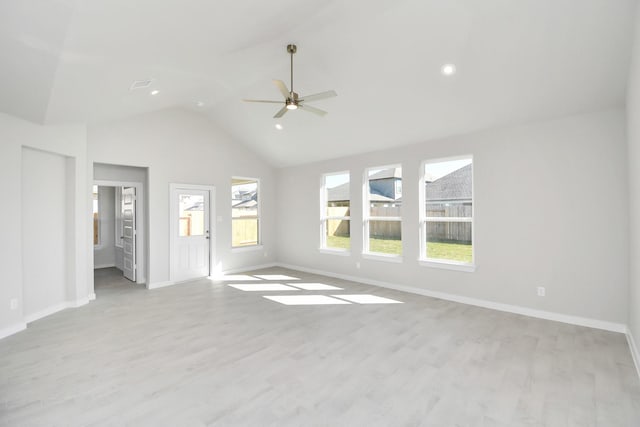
326,204 -> 472,243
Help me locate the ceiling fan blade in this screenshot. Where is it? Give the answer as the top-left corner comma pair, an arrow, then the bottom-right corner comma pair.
300,104 -> 328,117
273,106 -> 289,118
243,99 -> 283,104
300,90 -> 337,103
273,79 -> 291,99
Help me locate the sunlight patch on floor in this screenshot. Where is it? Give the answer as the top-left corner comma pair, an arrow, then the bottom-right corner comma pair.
332,294 -> 403,304
264,295 -> 351,305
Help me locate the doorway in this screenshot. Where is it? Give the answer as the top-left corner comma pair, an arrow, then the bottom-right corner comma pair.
93,181 -> 145,289
170,184 -> 215,282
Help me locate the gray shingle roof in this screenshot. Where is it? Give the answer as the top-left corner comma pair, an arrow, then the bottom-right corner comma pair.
368,168 -> 401,180
327,182 -> 350,202
425,164 -> 472,201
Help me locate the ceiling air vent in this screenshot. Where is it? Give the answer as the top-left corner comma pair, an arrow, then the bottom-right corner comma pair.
129,79 -> 154,91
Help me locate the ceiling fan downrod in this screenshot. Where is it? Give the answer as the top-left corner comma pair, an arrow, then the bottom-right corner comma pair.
287,44 -> 296,95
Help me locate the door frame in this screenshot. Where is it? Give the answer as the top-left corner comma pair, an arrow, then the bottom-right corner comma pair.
93,180 -> 146,285
169,183 -> 216,282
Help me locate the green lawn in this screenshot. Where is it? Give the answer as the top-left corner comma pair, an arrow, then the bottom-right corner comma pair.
326,235 -> 472,263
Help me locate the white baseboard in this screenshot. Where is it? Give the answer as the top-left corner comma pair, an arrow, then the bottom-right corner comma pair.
276,262 -> 627,334
627,330 -> 640,379
94,263 -> 116,269
88,293 -> 96,301
148,280 -> 177,290
0,322 -> 27,340
24,302 -> 70,324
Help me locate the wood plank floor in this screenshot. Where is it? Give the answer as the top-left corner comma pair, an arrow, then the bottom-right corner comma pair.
1,267 -> 639,426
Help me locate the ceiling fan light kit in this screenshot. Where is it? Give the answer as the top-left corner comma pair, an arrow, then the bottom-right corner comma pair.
243,44 -> 337,118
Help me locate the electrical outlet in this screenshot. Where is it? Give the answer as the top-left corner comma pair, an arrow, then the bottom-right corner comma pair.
537,286 -> 546,297
356,262 -> 361,269
9,298 -> 18,310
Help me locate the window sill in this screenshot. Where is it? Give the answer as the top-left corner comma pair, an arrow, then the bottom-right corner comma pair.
419,259 -> 476,272
231,245 -> 263,253
319,248 -> 351,256
362,252 -> 403,263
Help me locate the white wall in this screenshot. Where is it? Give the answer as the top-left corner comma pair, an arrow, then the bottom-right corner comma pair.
88,108 -> 277,286
628,6 -> 640,353
94,186 -> 116,268
22,148 -> 69,319
276,109 -> 629,325
0,113 -> 88,337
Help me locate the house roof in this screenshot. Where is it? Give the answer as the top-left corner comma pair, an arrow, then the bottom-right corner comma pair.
425,164 -> 472,201
327,182 -> 350,202
368,168 -> 401,180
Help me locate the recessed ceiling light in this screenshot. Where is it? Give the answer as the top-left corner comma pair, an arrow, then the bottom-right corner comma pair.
196,101 -> 205,107
275,124 -> 283,130
441,64 -> 456,76
150,89 -> 160,96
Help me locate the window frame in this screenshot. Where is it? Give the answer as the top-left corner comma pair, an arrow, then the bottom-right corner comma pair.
419,155 -> 475,272
319,171 -> 351,255
363,163 -> 403,261
231,176 -> 261,250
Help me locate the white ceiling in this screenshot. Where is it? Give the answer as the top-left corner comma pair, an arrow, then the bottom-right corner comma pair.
1,0 -> 638,167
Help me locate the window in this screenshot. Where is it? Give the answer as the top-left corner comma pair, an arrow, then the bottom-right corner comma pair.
421,156 -> 473,266
92,185 -> 99,246
320,172 -> 350,252
363,165 -> 402,257
232,178 -> 260,247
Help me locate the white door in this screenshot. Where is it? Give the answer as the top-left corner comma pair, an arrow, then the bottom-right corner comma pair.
122,186 -> 137,282
171,187 -> 210,281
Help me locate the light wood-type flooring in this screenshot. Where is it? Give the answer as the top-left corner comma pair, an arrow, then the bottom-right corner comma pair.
1,267 -> 639,426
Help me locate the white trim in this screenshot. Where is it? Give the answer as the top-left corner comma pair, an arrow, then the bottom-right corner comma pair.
231,245 -> 264,253
94,179 -> 146,285
363,164 -> 403,255
320,170 -> 351,251
169,183 -> 217,282
627,330 -> 640,379
362,253 -> 403,263
276,263 -> 626,334
0,323 -> 27,340
420,155 -> 474,266
232,176 -> 261,248
419,259 -> 476,272
148,280 -> 178,290
24,302 -> 70,324
319,248 -> 351,256
88,293 -> 96,301
94,263 -> 116,269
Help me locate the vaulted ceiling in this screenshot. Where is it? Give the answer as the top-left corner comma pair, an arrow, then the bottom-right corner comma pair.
1,0 -> 637,166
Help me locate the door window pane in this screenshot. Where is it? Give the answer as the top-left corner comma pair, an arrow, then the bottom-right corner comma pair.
179,194 -> 205,237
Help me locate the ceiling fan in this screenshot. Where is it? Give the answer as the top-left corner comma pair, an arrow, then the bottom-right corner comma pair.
243,44 -> 337,118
